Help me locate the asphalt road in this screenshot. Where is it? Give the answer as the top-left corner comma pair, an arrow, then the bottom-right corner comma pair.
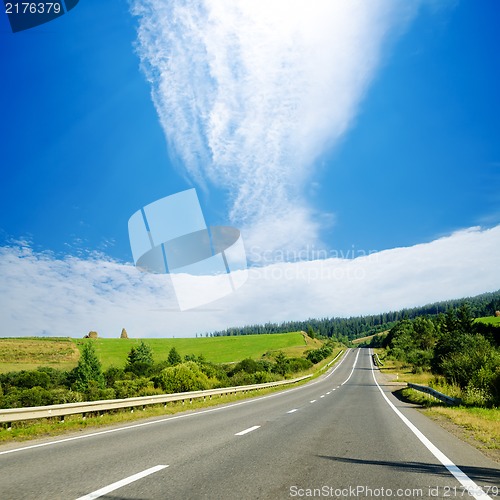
0,348 -> 498,499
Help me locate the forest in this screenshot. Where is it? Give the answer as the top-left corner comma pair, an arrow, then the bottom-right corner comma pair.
207,290 -> 500,342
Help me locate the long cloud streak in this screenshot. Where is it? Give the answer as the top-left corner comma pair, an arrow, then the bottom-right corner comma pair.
132,0 -> 420,254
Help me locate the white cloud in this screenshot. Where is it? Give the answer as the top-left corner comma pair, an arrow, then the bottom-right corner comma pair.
131,0 -> 421,255
1,225 -> 499,338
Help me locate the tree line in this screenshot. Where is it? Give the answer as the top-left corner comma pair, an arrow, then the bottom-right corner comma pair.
205,290 -> 500,341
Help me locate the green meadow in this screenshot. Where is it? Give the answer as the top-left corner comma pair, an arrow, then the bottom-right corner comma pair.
0,332 -> 310,372
475,315 -> 500,326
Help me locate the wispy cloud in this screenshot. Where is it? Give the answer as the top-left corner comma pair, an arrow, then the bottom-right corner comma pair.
1,225 -> 498,338
132,0 -> 420,255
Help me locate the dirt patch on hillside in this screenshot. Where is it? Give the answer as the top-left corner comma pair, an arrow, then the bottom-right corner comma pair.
0,339 -> 80,366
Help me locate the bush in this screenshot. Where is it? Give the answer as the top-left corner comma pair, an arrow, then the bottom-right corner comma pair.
113,378 -> 158,398
1,387 -> 52,408
440,334 -> 500,406
286,357 -> 313,373
157,361 -> 211,393
229,371 -> 255,386
49,388 -> 83,404
1,370 -> 51,390
104,366 -> 126,387
306,346 -> 333,364
252,371 -> 281,384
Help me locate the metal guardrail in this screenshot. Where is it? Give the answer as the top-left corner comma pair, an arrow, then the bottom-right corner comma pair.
372,353 -> 384,367
0,375 -> 313,428
407,382 -> 460,406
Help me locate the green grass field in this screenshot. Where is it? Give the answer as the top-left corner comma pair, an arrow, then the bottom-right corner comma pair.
0,332 -> 310,372
475,315 -> 500,326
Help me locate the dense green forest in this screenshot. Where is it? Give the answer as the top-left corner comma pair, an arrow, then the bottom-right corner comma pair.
208,290 -> 500,342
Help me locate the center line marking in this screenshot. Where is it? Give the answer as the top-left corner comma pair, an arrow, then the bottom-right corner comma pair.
326,392 -> 331,395
287,409 -> 298,414
235,425 -> 260,436
310,400 -> 316,403
75,465 -> 168,500
320,395 -> 325,398
341,349 -> 360,385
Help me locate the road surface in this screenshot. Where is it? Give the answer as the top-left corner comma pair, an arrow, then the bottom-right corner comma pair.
0,348 -> 498,499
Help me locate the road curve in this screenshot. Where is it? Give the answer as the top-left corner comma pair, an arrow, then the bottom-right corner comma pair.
0,348 -> 498,499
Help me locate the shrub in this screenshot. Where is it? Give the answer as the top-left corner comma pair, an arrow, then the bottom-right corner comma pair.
440,334 -> 500,406
113,378 -> 158,398
104,366 -> 126,387
157,361 -> 210,393
50,388 -> 83,404
252,371 -> 281,384
306,346 -> 333,364
286,357 -> 313,373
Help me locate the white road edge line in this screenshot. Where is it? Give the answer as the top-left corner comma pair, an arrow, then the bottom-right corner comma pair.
341,349 -> 360,385
235,425 -> 261,436
369,349 -> 491,500
0,350 -> 352,457
75,464 -> 168,500
287,409 -> 298,414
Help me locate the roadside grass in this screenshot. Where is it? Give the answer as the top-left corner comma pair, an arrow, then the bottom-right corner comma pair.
399,387 -> 499,461
0,348 -> 345,444
377,349 -> 500,461
0,333 -> 310,373
352,331 -> 388,345
262,332 -> 323,359
373,349 -> 435,385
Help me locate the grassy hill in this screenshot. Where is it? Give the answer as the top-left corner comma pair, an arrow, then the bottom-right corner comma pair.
475,315 -> 500,326
0,332 -> 316,372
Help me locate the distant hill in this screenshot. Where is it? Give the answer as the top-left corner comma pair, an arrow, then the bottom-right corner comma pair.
207,289 -> 500,341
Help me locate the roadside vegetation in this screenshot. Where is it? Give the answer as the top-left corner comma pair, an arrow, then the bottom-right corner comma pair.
365,305 -> 500,459
368,305 -> 499,407
0,334 -> 340,410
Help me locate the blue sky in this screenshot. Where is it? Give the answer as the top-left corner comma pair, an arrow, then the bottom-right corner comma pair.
0,1 -> 499,337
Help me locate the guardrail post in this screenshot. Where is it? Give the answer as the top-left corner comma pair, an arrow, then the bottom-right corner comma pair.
59,415 -> 65,424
